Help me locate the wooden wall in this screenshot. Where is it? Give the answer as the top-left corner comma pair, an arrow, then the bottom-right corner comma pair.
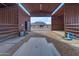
52,15 -> 64,30
18,7 -> 30,32
51,7 -> 64,31
0,5 -> 30,40
0,5 -> 18,41
64,4 -> 79,37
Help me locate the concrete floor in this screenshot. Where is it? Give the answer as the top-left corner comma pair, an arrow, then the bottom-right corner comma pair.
0,36 -> 26,56
13,37 -> 60,56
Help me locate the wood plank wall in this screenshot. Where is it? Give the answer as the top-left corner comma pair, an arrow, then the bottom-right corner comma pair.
51,6 -> 64,31
52,15 -> 64,30
0,6 -> 18,41
18,7 -> 30,32
64,4 -> 79,37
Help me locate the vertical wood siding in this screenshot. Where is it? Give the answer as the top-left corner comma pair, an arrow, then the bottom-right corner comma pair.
52,15 -> 64,30
64,4 -> 79,37
0,6 -> 18,41
51,6 -> 64,31
18,7 -> 30,32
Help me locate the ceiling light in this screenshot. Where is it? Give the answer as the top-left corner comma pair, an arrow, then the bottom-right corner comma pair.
18,3 -> 30,16
52,3 -> 64,15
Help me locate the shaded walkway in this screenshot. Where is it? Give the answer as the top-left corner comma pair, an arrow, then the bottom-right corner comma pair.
13,37 -> 60,56
0,31 -> 79,56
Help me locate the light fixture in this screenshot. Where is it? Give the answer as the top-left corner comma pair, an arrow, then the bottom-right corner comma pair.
18,3 -> 30,16
52,3 -> 64,15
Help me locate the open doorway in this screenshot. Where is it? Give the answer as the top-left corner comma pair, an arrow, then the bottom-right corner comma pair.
31,17 -> 51,31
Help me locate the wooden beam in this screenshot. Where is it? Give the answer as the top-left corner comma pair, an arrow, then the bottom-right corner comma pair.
1,3 -> 8,7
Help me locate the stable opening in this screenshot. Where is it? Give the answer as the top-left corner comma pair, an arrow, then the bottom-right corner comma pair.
31,17 -> 51,31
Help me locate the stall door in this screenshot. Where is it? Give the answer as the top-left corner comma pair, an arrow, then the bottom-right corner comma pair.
25,21 -> 27,31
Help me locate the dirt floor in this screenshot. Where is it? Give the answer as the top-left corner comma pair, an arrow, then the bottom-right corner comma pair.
1,31 -> 79,56
31,25 -> 51,31
30,31 -> 79,56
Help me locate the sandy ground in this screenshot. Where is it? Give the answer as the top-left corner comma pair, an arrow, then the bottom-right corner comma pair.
31,25 -> 51,31
31,31 -> 79,56
0,29 -> 79,56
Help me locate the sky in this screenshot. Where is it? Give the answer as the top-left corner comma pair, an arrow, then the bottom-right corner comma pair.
31,17 -> 51,24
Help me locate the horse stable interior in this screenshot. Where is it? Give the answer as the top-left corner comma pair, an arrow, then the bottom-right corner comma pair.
0,3 -> 79,56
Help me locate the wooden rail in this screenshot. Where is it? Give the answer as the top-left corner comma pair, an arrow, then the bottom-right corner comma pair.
0,24 -> 18,41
